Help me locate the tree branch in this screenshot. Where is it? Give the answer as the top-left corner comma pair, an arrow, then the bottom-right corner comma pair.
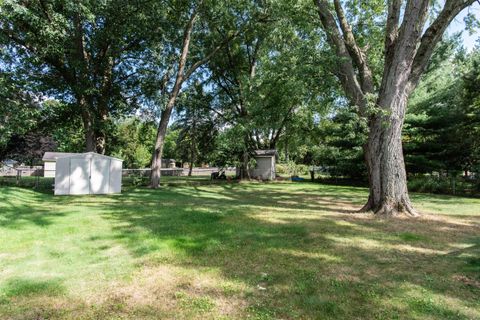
38,0 -> 53,23
384,0 -> 402,67
271,104 -> 296,148
409,0 -> 476,88
314,0 -> 366,112
168,5 -> 199,98
0,28 -> 76,85
333,0 -> 374,93
379,0 -> 430,97
183,30 -> 239,81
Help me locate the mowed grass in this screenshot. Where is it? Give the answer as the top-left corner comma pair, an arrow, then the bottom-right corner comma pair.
0,182 -> 479,320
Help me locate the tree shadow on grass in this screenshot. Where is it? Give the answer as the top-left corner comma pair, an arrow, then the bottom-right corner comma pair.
1,184 -> 479,318
0,187 -> 68,228
97,185 -> 480,319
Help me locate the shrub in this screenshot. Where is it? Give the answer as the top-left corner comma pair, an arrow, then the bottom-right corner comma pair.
277,161 -> 309,177
408,175 -> 480,197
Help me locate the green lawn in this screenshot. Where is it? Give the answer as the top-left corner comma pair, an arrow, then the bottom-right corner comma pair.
0,182 -> 479,319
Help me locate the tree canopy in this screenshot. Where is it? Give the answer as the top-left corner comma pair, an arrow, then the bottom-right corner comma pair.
1,0 -> 479,211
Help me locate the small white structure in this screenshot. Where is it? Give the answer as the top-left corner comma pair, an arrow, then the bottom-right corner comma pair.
42,152 -> 78,177
251,150 -> 277,180
49,152 -> 123,195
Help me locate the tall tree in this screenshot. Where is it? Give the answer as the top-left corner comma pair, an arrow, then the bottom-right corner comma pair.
0,0 -> 156,153
208,0 -> 330,177
459,49 -> 480,174
148,0 -> 255,187
312,0 -> 476,216
0,72 -> 41,155
404,37 -> 467,175
110,118 -> 157,169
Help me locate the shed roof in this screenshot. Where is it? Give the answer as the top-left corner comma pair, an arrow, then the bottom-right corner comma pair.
42,152 -> 79,161
43,152 -> 123,162
253,149 -> 278,157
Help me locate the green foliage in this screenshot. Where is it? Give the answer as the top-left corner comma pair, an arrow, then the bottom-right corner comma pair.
0,0 -> 478,192
277,161 -> 309,177
206,0 -> 335,167
0,0 -> 159,151
110,118 -> 156,168
312,107 -> 368,179
173,85 -> 218,167
163,129 -> 179,161
408,175 -> 480,197
0,73 -> 41,153
208,125 -> 249,168
405,41 -> 480,175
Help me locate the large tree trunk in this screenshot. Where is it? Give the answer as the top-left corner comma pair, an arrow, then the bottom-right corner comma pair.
148,3 -> 236,187
96,132 -> 106,155
150,98 -> 175,188
79,95 -> 96,152
149,9 -> 197,188
95,105 -> 109,155
363,116 -> 417,217
188,146 -> 196,177
188,161 -> 194,177
83,118 -> 96,152
313,0 -> 475,217
239,150 -> 251,180
362,87 -> 418,217
96,58 -> 114,155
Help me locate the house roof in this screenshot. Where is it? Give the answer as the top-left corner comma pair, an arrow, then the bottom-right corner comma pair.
42,152 -> 123,162
42,152 -> 80,161
254,149 -> 278,157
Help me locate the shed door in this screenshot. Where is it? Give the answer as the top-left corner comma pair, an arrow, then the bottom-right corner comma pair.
69,158 -> 90,195
256,157 -> 271,180
90,158 -> 110,194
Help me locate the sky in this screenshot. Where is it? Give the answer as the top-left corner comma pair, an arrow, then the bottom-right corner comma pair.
447,3 -> 480,51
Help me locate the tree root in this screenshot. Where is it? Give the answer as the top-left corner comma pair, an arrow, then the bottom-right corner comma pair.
358,197 -> 374,213
358,198 -> 420,217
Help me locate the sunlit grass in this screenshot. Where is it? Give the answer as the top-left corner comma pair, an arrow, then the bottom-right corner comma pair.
0,183 -> 479,319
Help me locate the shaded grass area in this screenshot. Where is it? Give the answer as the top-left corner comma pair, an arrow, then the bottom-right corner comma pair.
0,182 -> 479,319
0,175 -> 215,190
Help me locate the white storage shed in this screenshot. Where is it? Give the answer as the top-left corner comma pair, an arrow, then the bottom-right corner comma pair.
251,150 -> 277,180
54,152 -> 123,195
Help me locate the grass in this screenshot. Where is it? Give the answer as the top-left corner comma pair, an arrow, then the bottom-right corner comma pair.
0,181 -> 479,319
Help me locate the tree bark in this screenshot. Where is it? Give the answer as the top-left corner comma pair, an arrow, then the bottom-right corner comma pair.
149,7 -> 197,188
148,3 -> 237,188
361,93 -> 418,217
240,150 -> 251,180
313,0 -> 475,217
188,164 -> 194,176
150,97 -> 175,188
78,95 -> 96,152
95,102 -> 109,155
188,142 -> 196,176
95,132 -> 106,155
83,118 -> 96,152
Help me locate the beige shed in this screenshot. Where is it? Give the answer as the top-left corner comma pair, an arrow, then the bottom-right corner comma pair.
251,150 -> 277,180
42,152 -> 78,177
